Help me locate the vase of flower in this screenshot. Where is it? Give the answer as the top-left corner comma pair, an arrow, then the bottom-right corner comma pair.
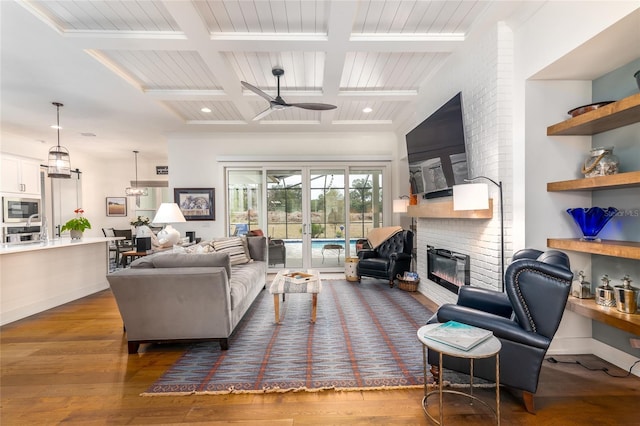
61,208 -> 91,239
130,215 -> 150,228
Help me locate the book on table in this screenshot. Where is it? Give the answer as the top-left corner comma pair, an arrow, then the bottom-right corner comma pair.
423,321 -> 493,351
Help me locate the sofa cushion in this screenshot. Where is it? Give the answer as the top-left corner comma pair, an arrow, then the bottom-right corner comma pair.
229,261 -> 265,310
151,252 -> 232,277
213,237 -> 251,265
130,252 -> 163,268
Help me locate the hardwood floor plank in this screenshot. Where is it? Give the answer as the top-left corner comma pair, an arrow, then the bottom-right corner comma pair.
2,289 -> 639,425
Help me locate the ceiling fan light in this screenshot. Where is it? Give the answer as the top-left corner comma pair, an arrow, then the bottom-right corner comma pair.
47,146 -> 71,178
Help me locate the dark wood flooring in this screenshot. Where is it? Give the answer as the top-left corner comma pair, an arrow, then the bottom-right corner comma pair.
1,288 -> 639,425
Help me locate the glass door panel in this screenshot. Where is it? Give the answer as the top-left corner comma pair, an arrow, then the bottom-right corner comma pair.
348,170 -> 383,242
266,170 -> 303,268
228,170 -> 263,236
309,169 -> 346,268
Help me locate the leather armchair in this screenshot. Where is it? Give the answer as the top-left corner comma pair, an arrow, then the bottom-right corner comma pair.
427,249 -> 573,413
357,229 -> 413,287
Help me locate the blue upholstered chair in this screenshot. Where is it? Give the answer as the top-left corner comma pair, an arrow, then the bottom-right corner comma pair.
427,248 -> 573,413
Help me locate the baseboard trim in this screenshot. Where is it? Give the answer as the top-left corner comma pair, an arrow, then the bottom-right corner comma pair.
549,336 -> 640,377
0,282 -> 108,326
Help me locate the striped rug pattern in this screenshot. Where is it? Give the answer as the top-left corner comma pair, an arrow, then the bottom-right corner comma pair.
143,280 -> 434,395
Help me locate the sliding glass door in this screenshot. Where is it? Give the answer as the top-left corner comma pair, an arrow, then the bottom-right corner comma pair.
228,164 -> 387,271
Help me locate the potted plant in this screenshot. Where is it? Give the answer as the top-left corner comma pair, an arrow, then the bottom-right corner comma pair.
61,208 -> 91,239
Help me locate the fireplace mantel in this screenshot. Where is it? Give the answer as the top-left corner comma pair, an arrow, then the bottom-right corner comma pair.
407,199 -> 493,219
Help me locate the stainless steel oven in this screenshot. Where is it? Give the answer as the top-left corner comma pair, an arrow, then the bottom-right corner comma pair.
3,225 -> 41,244
2,197 -> 41,223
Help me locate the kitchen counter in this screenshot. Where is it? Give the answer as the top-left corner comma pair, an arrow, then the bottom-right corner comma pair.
0,237 -> 121,254
1,237 -> 119,326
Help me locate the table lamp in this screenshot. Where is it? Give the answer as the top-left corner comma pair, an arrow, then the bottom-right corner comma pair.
152,203 -> 186,248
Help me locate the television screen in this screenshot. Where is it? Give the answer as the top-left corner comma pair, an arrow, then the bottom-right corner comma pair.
405,92 -> 468,198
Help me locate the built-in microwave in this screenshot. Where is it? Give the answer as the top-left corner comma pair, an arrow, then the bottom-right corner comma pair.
2,197 -> 41,223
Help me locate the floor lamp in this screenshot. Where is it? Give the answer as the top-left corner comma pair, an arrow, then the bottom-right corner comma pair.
452,177 -> 504,291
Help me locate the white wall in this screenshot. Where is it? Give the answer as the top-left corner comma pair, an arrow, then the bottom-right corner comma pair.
167,131 -> 399,241
403,21 -> 514,305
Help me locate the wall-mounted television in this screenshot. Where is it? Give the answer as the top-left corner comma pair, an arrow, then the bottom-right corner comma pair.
405,92 -> 468,199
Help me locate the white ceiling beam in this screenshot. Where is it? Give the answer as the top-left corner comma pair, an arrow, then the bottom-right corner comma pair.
321,0 -> 359,125
160,0 -> 256,123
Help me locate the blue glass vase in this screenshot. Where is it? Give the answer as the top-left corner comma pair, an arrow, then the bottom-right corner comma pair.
566,207 -> 618,241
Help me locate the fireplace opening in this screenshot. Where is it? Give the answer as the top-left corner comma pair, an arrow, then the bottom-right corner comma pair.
427,245 -> 470,294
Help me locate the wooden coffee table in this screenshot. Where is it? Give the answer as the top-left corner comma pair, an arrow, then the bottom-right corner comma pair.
269,269 -> 322,324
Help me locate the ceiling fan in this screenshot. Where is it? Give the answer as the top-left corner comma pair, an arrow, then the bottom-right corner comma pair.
241,67 -> 337,121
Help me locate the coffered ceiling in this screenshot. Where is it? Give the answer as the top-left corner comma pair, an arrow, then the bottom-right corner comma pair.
1,0 -> 533,158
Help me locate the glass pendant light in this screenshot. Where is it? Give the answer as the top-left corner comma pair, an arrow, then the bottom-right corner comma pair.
47,102 -> 71,178
125,150 -> 148,196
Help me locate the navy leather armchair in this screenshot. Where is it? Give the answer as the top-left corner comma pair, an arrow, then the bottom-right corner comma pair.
357,229 -> 413,287
427,249 -> 573,413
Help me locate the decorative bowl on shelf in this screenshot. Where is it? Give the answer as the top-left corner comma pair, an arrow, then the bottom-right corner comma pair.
566,207 -> 618,241
567,101 -> 615,117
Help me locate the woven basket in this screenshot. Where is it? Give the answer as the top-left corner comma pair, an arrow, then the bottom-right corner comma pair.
397,276 -> 419,292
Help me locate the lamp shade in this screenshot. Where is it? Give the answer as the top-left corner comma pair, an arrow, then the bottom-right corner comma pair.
453,183 -> 489,211
393,199 -> 409,213
152,203 -> 186,224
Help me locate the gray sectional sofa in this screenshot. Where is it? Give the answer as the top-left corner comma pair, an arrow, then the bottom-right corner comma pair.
106,236 -> 267,353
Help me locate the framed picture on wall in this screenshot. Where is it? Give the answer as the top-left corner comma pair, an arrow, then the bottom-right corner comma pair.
106,197 -> 127,217
174,188 -> 215,221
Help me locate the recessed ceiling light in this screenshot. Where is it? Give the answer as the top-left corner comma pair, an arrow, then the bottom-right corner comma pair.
50,125 -> 61,129
80,132 -> 96,137
362,107 -> 373,113
201,107 -> 212,113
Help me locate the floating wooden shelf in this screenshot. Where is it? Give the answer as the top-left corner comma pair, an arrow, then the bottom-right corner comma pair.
566,297 -> 640,335
547,93 -> 640,136
407,199 -> 493,219
547,170 -> 640,191
547,238 -> 640,260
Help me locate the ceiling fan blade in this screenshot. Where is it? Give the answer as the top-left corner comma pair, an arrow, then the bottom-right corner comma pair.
241,81 -> 275,102
252,107 -> 275,121
289,102 -> 337,111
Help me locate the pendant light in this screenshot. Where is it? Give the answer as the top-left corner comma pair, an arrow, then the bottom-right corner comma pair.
47,102 -> 71,178
125,150 -> 148,196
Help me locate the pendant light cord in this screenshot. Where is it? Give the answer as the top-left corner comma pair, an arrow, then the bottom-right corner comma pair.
133,150 -> 139,188
52,101 -> 63,148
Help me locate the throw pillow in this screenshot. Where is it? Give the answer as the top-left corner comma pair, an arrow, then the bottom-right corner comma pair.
212,236 -> 251,265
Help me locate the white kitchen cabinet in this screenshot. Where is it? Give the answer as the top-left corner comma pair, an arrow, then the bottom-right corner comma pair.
1,154 -> 42,196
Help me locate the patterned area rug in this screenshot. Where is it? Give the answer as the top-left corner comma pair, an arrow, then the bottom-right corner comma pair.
143,280 -> 474,396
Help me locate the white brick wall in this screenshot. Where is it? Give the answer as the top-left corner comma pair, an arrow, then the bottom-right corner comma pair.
415,23 -> 514,305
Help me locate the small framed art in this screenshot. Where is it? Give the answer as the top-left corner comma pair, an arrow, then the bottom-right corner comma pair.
106,197 -> 127,217
174,188 -> 215,221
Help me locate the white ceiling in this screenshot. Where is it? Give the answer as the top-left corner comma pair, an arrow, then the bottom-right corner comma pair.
2,1 -> 635,162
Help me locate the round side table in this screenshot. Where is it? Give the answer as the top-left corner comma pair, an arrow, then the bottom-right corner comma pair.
417,323 -> 501,425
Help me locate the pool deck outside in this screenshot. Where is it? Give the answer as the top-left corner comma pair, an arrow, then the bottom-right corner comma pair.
273,239 -> 361,270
